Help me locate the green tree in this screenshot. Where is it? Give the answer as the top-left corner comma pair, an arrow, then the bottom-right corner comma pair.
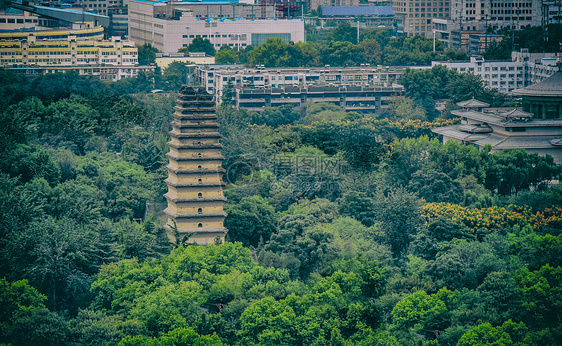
42,96 -> 99,153
483,38 -> 511,60
374,187 -> 423,258
517,264 -> 562,329
337,191 -> 376,227
6,305 -> 72,345
321,41 -> 356,66
0,68 -> 29,111
294,41 -> 320,66
237,296 -> 299,345
0,278 -> 46,338
251,105 -> 301,127
387,96 -> 427,121
329,23 -> 357,44
120,327 -> 223,346
215,46 -> 241,64
160,61 -> 189,91
427,239 -> 506,290
247,37 -> 298,67
355,39 -> 382,65
408,169 -> 464,203
188,37 -> 216,56
457,320 -> 531,346
0,144 -> 61,185
484,149 -> 560,195
224,196 -> 277,247
391,289 -> 449,336
138,43 -> 158,65
18,217 -> 98,311
30,70 -> 107,104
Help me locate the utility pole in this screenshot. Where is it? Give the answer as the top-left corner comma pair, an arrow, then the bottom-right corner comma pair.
484,14 -> 488,51
433,29 -> 436,51
357,18 -> 360,44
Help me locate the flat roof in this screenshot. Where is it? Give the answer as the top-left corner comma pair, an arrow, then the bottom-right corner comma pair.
322,6 -> 394,16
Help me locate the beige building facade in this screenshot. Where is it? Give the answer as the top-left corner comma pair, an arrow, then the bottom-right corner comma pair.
129,0 -> 305,54
0,24 -> 150,81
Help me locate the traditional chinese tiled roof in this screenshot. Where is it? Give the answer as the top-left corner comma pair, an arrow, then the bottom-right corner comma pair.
512,71 -> 562,97
457,98 -> 490,108
501,108 -> 533,119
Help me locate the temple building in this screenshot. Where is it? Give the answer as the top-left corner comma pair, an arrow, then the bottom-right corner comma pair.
432,71 -> 562,164
164,86 -> 228,245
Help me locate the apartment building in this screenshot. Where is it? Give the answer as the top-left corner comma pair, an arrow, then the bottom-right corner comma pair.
431,0 -> 542,47
196,65 -> 412,101
128,0 -> 303,54
0,23 -> 150,81
0,9 -> 43,31
392,0 -> 451,36
543,0 -> 562,24
234,84 -> 404,113
108,5 -> 129,36
449,31 -> 503,52
448,0 -> 541,32
431,50 -> 560,94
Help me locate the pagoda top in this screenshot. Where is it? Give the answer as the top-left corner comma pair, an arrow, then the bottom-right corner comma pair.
457,98 -> 490,108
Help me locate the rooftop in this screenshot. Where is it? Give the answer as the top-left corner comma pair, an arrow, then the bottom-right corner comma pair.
432,126 -> 562,149
512,71 -> 562,97
452,109 -> 562,127
321,6 -> 394,16
457,98 -> 490,108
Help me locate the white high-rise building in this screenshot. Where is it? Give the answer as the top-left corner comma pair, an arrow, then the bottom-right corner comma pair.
432,50 -> 560,94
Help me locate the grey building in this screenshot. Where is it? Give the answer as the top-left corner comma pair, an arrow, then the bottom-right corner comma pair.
234,84 -> 404,113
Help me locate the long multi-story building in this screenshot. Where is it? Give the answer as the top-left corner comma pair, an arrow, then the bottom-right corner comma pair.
128,0 -> 304,54
197,65 -> 413,100
234,84 -> 404,112
0,23 -> 152,81
432,50 -> 560,94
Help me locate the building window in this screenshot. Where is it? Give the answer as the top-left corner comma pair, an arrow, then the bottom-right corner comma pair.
198,208 -> 203,214
198,223 -> 203,228
198,193 -> 203,199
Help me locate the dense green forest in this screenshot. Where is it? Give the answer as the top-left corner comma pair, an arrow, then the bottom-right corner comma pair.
1,63 -> 562,346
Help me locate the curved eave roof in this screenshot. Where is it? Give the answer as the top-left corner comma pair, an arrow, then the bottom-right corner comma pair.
512,71 -> 562,97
